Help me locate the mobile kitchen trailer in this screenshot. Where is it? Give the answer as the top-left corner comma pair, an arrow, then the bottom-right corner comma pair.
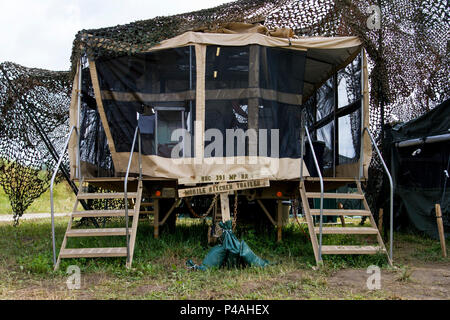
51,23 -> 391,269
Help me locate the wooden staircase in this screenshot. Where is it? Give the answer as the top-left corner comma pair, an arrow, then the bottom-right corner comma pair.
55,178 -> 143,270
300,178 -> 391,266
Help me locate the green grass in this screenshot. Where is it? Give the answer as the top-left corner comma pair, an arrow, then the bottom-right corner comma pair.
0,215 -> 405,300
0,203 -> 448,299
394,231 -> 450,263
0,182 -> 76,215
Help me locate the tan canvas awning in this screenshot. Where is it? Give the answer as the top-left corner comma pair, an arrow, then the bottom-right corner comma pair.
139,31 -> 361,100
69,25 -> 369,183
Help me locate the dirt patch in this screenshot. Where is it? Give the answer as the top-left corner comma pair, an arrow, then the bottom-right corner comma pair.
133,283 -> 169,296
327,265 -> 450,300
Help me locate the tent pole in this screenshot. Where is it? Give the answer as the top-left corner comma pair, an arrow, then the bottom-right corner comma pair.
77,58 -> 82,181
300,110 -> 305,181
333,68 -> 338,177
359,48 -> 365,181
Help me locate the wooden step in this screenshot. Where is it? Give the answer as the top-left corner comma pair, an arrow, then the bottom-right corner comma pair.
66,228 -> 131,237
140,202 -> 154,206
72,209 -> 135,218
306,192 -> 364,199
77,192 -> 137,200
314,227 -> 379,234
321,245 -> 383,254
310,209 -> 371,216
139,211 -> 155,214
59,247 -> 128,258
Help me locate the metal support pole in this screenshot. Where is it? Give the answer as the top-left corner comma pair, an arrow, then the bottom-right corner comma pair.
364,127 -> 394,263
359,48 -> 365,181
305,125 -> 324,262
300,110 -> 305,182
277,200 -> 282,242
124,126 -> 140,263
76,59 -> 82,181
333,69 -> 338,177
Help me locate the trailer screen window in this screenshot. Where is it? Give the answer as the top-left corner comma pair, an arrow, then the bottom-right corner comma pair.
204,45 -> 305,158
96,46 -> 196,157
205,46 -> 249,90
303,53 -> 363,175
258,100 -> 302,158
259,46 -> 306,95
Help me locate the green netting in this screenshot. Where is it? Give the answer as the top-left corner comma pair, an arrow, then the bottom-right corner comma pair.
0,62 -> 71,224
68,0 -> 449,220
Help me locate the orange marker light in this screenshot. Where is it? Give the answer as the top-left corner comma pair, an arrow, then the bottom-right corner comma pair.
155,190 -> 162,197
276,191 -> 283,198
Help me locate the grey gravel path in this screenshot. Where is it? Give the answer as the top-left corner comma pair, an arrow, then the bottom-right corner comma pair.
0,213 -> 70,222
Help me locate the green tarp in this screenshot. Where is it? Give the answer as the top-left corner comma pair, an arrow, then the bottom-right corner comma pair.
186,220 -> 269,270
386,99 -> 450,239
396,186 -> 450,238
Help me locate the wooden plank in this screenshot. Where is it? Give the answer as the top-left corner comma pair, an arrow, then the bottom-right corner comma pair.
89,60 -> 117,156
314,227 -> 378,234
309,209 -> 371,216
140,202 -> 154,206
256,200 -> 277,226
220,193 -> 231,222
72,209 -> 134,218
77,192 -> 137,200
321,245 -> 383,254
160,198 -> 182,226
153,198 -> 159,239
55,180 -> 83,270
338,203 -> 346,227
66,228 -> 131,237
306,192 -> 364,199
378,208 -> 384,234
60,247 -> 127,258
277,200 -> 282,242
178,178 -> 270,198
299,181 -> 320,264
435,204 -> 448,258
127,179 -> 143,268
178,173 -> 265,185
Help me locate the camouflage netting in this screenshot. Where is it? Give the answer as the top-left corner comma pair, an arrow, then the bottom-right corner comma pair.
67,0 -> 448,225
0,62 -> 71,224
70,0 -> 449,129
1,0 -> 448,224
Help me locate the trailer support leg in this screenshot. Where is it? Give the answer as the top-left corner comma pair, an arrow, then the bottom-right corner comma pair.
277,200 -> 282,242
154,199 -> 159,239
220,193 -> 231,222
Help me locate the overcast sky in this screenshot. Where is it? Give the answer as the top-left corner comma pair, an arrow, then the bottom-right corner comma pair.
0,0 -> 235,71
